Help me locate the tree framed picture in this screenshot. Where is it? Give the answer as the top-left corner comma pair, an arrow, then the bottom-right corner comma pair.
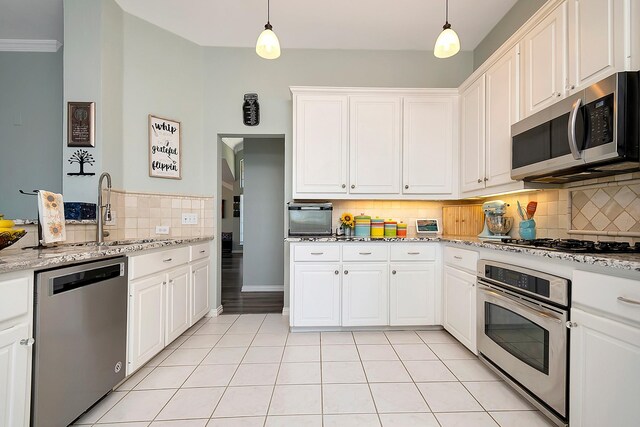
149,115 -> 182,179
67,102 -> 95,147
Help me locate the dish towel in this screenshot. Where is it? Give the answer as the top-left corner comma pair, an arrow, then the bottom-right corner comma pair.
37,191 -> 66,244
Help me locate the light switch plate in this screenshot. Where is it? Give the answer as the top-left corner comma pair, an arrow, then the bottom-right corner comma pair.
182,213 -> 198,225
156,225 -> 170,235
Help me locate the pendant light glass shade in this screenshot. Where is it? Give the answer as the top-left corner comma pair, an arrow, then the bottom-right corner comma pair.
256,0 -> 280,59
434,0 -> 460,58
256,23 -> 281,59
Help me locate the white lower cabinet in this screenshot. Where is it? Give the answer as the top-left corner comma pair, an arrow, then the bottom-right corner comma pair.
342,263 -> 389,326
191,260 -> 210,324
293,263 -> 341,327
389,263 -> 436,326
569,308 -> 640,427
0,323 -> 30,427
165,266 -> 190,343
443,266 -> 477,354
128,273 -> 166,373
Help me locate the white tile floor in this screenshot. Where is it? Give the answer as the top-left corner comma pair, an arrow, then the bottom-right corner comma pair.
74,313 -> 556,427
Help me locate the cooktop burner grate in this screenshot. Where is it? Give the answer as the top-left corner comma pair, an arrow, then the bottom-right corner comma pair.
498,238 -> 640,253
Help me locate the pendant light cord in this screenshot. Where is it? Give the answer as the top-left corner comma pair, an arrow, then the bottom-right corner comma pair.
268,0 -> 270,24
445,0 -> 449,25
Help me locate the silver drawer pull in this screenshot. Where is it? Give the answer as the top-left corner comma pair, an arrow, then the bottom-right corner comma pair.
334,270 -> 339,275
453,256 -> 463,260
359,252 -> 372,255
163,258 -> 173,262
344,270 -> 349,275
310,252 -> 324,255
392,270 -> 397,275
618,296 -> 640,306
20,338 -> 35,346
199,250 -> 206,253
408,252 -> 420,255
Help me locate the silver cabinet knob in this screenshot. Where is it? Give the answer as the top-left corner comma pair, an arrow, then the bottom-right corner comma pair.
20,338 -> 35,346
342,184 -> 346,189
477,179 -> 482,183
334,270 -> 339,275
351,185 -> 355,189
392,270 -> 396,275
404,185 -> 409,189
556,92 -> 562,97
344,270 -> 349,275
484,177 -> 489,181
566,321 -> 578,328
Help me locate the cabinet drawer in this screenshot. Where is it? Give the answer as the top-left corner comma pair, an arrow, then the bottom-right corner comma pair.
444,246 -> 479,273
190,242 -> 211,262
294,245 -> 340,262
0,274 -> 30,325
129,246 -> 190,280
342,245 -> 388,262
573,271 -> 640,325
390,244 -> 436,261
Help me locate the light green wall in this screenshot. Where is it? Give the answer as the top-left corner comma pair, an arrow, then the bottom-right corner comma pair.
0,51 -> 63,219
473,0 -> 547,69
120,13 -> 205,195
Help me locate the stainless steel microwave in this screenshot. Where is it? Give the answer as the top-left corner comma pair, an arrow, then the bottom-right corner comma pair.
511,71 -> 639,183
288,202 -> 333,236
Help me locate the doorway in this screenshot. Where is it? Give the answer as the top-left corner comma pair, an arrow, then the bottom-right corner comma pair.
219,136 -> 285,314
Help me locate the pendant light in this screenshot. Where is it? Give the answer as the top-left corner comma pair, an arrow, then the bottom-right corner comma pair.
434,0 -> 460,58
256,0 -> 281,59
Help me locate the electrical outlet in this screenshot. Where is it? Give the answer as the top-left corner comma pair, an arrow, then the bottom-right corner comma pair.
156,225 -> 170,235
181,213 -> 198,225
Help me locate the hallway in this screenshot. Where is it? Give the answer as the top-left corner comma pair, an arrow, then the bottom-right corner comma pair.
221,253 -> 284,314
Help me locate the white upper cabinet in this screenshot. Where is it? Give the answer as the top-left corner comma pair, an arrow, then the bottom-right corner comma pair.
460,76 -> 486,193
349,95 -> 401,194
485,46 -> 519,188
522,1 -> 568,117
402,96 -> 455,194
568,0 -> 626,92
294,94 -> 349,196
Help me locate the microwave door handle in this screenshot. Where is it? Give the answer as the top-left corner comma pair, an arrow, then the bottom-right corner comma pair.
478,285 -> 562,324
568,98 -> 583,160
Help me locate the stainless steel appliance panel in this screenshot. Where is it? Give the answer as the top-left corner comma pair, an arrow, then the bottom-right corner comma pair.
288,202 -> 333,236
32,257 -> 127,427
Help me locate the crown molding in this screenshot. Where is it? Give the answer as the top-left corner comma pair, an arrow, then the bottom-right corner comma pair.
0,39 -> 62,52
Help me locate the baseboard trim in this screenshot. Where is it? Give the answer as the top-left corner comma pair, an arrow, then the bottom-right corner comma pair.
241,285 -> 284,292
281,307 -> 290,316
208,305 -> 223,317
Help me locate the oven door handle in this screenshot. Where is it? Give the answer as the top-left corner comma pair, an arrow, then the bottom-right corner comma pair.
478,285 -> 563,324
568,98 -> 583,160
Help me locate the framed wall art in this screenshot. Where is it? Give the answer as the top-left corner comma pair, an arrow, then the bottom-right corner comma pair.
149,114 -> 182,179
67,102 -> 95,147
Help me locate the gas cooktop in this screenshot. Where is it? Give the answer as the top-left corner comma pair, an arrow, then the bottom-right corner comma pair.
498,238 -> 640,254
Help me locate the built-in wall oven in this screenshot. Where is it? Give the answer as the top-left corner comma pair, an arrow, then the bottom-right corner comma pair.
477,260 -> 570,427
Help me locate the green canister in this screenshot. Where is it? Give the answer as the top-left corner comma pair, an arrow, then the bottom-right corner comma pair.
384,219 -> 397,237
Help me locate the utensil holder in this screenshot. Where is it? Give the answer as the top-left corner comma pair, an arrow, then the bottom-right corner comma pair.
519,219 -> 536,240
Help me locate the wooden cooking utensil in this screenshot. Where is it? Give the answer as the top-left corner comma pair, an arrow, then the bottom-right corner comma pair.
526,201 -> 538,219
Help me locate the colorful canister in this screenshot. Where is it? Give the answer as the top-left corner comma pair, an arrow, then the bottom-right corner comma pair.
397,222 -> 407,238
384,219 -> 397,238
354,214 -> 371,237
371,217 -> 385,238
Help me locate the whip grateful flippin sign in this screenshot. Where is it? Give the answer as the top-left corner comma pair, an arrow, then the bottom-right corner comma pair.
149,115 -> 182,179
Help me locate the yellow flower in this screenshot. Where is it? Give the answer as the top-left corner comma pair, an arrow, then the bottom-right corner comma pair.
340,212 -> 354,226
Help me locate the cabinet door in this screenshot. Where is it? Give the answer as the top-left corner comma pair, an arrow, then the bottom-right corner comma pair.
342,263 -> 389,326
522,1 -> 567,117
402,96 -> 455,195
485,46 -> 519,188
570,308 -> 640,427
128,273 -> 165,373
294,95 -> 349,195
293,264 -> 341,327
568,0 -> 626,91
460,76 -> 486,193
349,96 -> 401,194
191,260 -> 210,325
443,267 -> 477,353
166,266 -> 190,344
389,263 -> 436,326
0,323 -> 30,427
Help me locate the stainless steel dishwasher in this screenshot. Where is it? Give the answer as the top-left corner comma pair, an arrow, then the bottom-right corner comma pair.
31,257 -> 127,427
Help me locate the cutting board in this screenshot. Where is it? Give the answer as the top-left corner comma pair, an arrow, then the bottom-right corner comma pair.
442,205 -> 484,237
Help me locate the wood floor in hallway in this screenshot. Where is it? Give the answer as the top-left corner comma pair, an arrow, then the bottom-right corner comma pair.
221,253 -> 284,314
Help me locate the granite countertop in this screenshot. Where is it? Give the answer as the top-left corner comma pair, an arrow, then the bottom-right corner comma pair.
286,235 -> 640,272
0,236 -> 214,274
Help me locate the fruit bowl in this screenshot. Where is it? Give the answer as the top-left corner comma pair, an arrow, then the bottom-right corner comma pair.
0,230 -> 27,251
